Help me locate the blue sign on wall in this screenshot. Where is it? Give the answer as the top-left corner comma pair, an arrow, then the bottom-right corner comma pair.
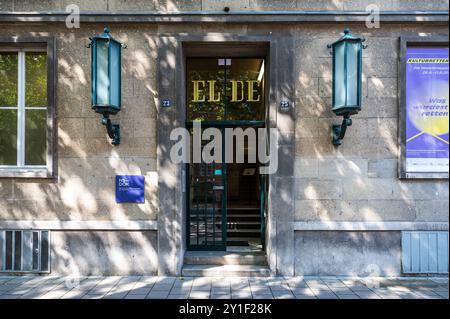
115,175 -> 145,203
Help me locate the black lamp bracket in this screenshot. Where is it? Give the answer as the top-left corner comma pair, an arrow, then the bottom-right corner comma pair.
332,114 -> 352,146
102,115 -> 120,146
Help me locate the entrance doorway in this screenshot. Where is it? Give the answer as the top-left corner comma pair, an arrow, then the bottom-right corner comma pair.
186,57 -> 267,252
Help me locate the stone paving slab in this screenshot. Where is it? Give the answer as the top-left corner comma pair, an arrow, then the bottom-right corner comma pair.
0,275 -> 447,299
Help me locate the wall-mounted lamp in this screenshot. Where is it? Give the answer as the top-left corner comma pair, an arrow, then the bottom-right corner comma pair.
88,27 -> 126,145
328,28 -> 367,146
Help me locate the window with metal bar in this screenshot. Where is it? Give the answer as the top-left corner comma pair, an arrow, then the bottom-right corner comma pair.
0,50 -> 48,169
1,230 -> 50,273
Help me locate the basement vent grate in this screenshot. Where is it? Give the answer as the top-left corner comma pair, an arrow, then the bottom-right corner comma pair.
402,231 -> 449,274
0,230 -> 50,273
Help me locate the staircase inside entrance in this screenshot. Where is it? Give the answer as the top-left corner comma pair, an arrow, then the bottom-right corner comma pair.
227,206 -> 261,247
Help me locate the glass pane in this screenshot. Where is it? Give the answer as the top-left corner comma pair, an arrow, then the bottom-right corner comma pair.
40,231 -> 49,272
109,41 -> 121,108
25,52 -> 47,107
0,52 -> 18,107
0,109 -> 18,165
189,132 -> 225,248
187,58 -> 225,121
346,42 -> 359,106
96,40 -> 110,105
405,46 -> 449,173
334,42 -> 346,108
14,231 -> 22,271
5,231 -> 13,270
227,58 -> 265,121
25,109 -> 46,165
32,232 -> 39,270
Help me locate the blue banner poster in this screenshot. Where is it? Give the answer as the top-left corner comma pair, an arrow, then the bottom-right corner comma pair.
406,47 -> 449,173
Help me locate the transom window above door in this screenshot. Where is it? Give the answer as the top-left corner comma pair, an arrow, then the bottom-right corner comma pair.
0,38 -> 56,178
186,58 -> 265,121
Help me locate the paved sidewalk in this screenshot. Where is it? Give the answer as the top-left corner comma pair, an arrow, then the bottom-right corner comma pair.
0,275 -> 448,299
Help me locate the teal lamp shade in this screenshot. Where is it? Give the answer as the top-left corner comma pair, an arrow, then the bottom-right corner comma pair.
91,28 -> 122,115
330,29 -> 364,116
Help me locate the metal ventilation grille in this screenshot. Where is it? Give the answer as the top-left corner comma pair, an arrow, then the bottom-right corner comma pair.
0,230 -> 50,273
402,231 -> 449,274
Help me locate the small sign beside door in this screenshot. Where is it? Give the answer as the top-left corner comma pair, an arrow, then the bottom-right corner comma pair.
116,175 -> 145,203
161,99 -> 171,107
280,100 -> 290,110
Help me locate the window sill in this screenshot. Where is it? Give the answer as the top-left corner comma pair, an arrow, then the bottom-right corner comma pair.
399,172 -> 449,180
0,167 -> 54,179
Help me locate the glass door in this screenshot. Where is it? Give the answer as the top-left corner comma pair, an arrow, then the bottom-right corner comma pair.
186,57 -> 266,251
187,126 -> 227,250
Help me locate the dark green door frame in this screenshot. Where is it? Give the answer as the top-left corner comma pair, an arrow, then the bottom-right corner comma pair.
185,122 -> 267,251
186,153 -> 227,251
185,56 -> 267,251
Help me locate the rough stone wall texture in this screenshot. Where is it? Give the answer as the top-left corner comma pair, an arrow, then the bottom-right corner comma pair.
0,14 -> 448,277
0,0 -> 448,12
51,230 -> 158,275
0,24 -> 158,221
293,24 -> 449,224
295,231 -> 402,276
0,23 -> 448,224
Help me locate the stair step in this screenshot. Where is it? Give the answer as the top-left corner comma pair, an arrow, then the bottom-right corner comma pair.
227,221 -> 260,225
213,221 -> 260,226
227,227 -> 261,231
206,213 -> 261,219
226,241 -> 255,246
184,251 -> 267,266
227,229 -> 260,233
181,265 -> 271,277
228,233 -> 260,238
227,237 -> 262,242
226,214 -> 260,218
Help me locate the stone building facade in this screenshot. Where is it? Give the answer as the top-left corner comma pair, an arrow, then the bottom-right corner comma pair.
0,0 -> 448,277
